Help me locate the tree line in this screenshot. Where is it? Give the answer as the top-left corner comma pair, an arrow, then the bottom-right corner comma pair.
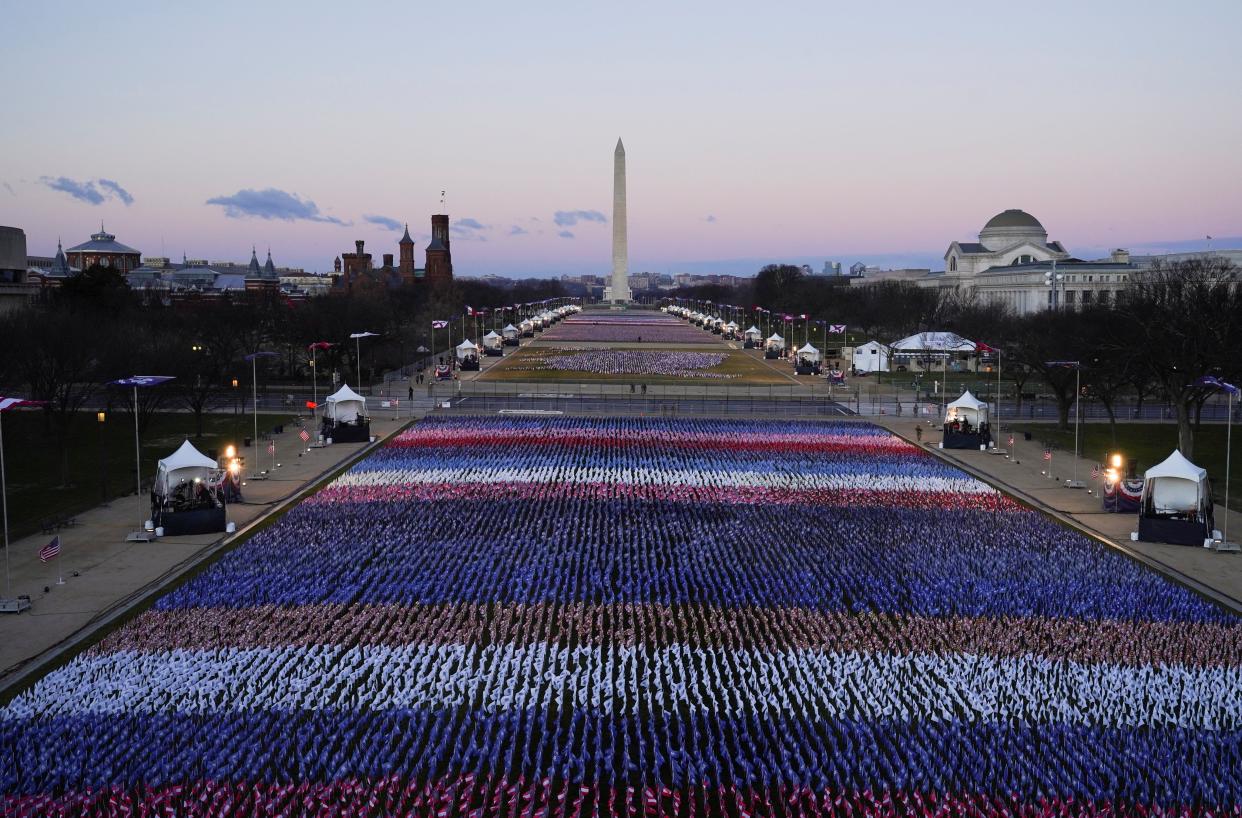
0,266 -> 572,483
670,258 -> 1242,459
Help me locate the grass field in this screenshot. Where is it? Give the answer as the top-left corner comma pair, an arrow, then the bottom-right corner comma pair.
1010,421 -> 1241,510
479,346 -> 792,385
0,410 -> 296,539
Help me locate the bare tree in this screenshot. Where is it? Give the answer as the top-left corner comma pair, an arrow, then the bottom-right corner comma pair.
1114,258 -> 1242,459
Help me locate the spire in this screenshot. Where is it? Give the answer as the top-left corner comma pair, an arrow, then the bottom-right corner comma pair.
263,247 -> 276,277
248,246 -> 261,276
615,137 -> 624,153
399,223 -> 414,244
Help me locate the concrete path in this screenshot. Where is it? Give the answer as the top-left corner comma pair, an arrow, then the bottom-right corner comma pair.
0,414 -> 413,690
877,418 -> 1242,612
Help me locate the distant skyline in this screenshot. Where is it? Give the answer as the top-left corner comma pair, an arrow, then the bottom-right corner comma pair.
2,1 -> 1240,277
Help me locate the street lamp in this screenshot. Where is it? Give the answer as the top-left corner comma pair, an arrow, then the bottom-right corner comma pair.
244,352 -> 279,466
1044,263 -> 1065,310
107,376 -> 175,541
96,411 -> 108,504
349,332 -> 380,392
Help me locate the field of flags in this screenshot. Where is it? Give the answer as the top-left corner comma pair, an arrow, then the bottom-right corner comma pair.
3,415 -> 1241,817
541,312 -> 716,344
512,350 -> 733,378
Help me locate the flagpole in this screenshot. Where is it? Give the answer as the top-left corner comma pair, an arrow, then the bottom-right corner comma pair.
996,349 -> 1002,450
1073,366 -> 1081,487
251,356 -> 259,468
1226,389 -> 1233,547
311,346 -> 318,415
1,411 -> 10,601
133,385 -> 143,531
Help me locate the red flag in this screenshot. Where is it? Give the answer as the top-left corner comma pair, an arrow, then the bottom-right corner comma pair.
307,341 -> 333,350
976,341 -> 996,354
305,401 -> 318,409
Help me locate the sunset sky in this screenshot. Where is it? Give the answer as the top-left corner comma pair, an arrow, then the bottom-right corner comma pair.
2,0 -> 1240,276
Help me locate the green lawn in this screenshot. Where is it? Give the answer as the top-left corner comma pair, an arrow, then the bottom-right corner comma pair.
0,410 -> 296,539
1010,422 -> 1242,511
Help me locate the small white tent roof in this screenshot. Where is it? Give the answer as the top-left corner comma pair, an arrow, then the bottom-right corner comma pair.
1145,449 -> 1207,482
326,384 -> 366,404
946,390 -> 989,411
891,332 -> 976,352
798,343 -> 819,354
157,440 -> 216,474
456,340 -> 479,351
502,324 -> 519,332
767,334 -> 784,343
483,331 -> 501,339
155,440 -> 217,495
724,321 -> 738,329
745,325 -> 761,335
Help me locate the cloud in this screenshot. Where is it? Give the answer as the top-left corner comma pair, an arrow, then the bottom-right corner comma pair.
509,225 -> 529,236
364,214 -> 403,231
554,209 -> 606,227
705,214 -> 717,223
451,217 -> 491,241
2,182 -> 15,196
41,176 -> 105,205
206,187 -> 347,224
558,230 -> 575,239
97,179 -> 134,206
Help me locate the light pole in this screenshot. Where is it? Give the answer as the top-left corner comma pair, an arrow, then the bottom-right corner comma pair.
1044,262 -> 1064,311
1196,375 -> 1240,551
349,332 -> 380,392
244,352 -> 279,465
107,376 -> 175,540
97,411 -> 108,503
308,342 -> 333,415
1,397 -> 43,612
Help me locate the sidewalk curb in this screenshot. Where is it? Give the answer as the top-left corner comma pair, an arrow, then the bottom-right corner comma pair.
889,426 -> 1242,616
0,420 -> 415,701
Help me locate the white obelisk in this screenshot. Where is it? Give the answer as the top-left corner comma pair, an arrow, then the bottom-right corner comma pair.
611,138 -> 632,303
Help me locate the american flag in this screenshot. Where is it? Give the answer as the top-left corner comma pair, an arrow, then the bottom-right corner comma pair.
431,320 -> 448,329
1043,449 -> 1052,461
829,324 -> 846,334
1091,464 -> 1100,480
39,535 -> 60,562
267,441 -> 276,455
299,429 -> 310,443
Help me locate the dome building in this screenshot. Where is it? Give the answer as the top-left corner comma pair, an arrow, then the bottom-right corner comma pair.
64,224 -> 142,274
944,209 -> 1068,276
930,209 -> 1140,315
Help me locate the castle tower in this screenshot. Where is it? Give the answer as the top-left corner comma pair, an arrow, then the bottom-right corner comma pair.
398,223 -> 416,283
425,214 -> 453,286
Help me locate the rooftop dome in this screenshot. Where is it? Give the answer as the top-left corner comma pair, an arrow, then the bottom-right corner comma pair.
983,209 -> 1043,231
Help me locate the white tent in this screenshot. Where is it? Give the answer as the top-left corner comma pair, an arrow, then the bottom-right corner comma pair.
1142,450 -> 1209,515
944,390 -> 989,426
502,324 -> 520,339
519,319 -> 534,333
155,440 -> 217,495
482,331 -> 503,350
796,343 -> 821,363
326,384 -> 368,423
891,331 -> 976,353
852,341 -> 890,373
455,339 -> 479,361
765,333 -> 785,350
744,326 -> 762,340
724,321 -> 738,331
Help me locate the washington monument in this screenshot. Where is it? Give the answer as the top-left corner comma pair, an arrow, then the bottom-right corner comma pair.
611,138 -> 632,303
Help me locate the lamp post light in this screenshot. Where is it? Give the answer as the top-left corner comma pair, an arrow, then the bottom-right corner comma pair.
244,352 -> 279,467
1044,262 -> 1065,311
96,411 -> 108,504
349,332 -> 380,392
107,377 -> 174,541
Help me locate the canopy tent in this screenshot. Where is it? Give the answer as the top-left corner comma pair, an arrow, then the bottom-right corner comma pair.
944,390 -> 989,426
502,324 -> 519,337
1143,450 -> 1209,515
1138,450 -> 1215,546
455,340 -> 480,360
744,326 -> 762,340
796,343 -> 821,363
155,439 -> 217,496
518,319 -> 534,332
482,331 -> 502,348
765,334 -> 785,349
853,341 -> 890,373
891,331 -> 977,353
724,321 -> 738,331
326,384 -> 368,424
